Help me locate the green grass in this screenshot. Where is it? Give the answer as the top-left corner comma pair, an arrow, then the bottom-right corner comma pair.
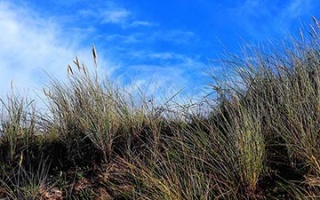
2,18 -> 320,199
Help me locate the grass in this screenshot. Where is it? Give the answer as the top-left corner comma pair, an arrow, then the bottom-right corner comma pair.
2,18 -> 320,199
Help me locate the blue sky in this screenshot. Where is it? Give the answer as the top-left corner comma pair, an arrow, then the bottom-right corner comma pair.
0,0 -> 319,103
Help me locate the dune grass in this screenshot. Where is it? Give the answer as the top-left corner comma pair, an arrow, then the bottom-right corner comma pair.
1,18 -> 320,199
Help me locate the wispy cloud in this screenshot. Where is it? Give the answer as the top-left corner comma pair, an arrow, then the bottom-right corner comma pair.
103,33 -> 142,44
100,9 -> 130,24
228,0 -> 317,40
127,51 -> 199,64
102,29 -> 196,45
0,1 -> 113,96
129,20 -> 154,27
160,30 -> 196,44
115,53 -> 208,102
77,2 -> 152,29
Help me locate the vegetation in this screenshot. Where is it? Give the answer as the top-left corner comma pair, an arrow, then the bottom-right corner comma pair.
1,18 -> 320,199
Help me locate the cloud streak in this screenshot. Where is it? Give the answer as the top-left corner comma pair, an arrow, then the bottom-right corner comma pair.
227,0 -> 318,40
76,2 -> 153,29
0,1 -> 113,98
100,9 -> 130,24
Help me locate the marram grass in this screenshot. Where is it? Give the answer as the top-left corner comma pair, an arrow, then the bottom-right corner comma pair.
1,19 -> 320,199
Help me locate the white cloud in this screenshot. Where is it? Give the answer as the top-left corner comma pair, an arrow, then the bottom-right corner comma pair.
103,33 -> 142,43
98,9 -> 154,29
102,29 -> 196,45
128,51 -> 176,60
0,2 -> 114,99
117,53 -> 208,102
129,20 -> 154,27
101,9 -> 130,24
79,1 -> 156,29
77,3 -> 153,28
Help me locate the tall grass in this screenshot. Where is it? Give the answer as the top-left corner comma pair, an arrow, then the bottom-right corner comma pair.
0,91 -> 36,163
1,18 -> 320,199
208,17 -> 320,198
44,55 -> 156,163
